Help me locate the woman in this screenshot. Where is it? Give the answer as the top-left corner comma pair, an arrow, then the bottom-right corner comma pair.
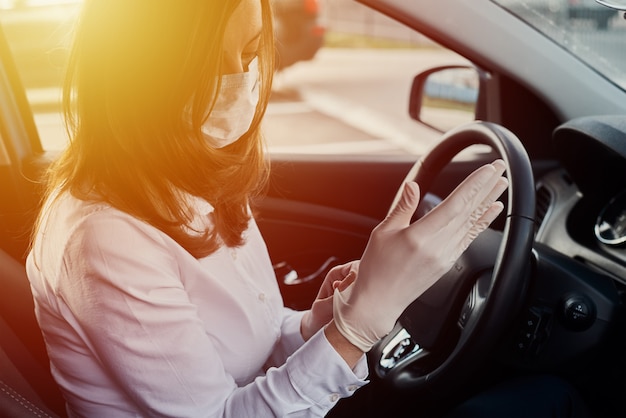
26,0 -> 508,416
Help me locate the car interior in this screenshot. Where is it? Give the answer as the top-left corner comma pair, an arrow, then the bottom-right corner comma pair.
2,0 -> 626,417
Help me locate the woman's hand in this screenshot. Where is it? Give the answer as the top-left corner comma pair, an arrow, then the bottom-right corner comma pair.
333,160 -> 509,352
300,261 -> 359,341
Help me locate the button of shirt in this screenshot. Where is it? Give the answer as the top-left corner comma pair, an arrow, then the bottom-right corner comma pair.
329,393 -> 340,403
347,385 -> 359,392
230,249 -> 237,260
258,293 -> 266,302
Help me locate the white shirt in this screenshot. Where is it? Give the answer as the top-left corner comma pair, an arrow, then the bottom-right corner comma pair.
26,192 -> 367,417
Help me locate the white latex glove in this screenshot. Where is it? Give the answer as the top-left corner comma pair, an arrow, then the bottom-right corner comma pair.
300,261 -> 359,341
333,160 -> 509,352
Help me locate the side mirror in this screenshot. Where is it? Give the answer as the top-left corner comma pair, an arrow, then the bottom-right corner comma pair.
409,66 -> 484,133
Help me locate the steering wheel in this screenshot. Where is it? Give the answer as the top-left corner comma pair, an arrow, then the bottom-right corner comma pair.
371,121 -> 536,392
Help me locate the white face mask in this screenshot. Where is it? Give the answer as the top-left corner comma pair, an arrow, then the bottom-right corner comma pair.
202,57 -> 260,148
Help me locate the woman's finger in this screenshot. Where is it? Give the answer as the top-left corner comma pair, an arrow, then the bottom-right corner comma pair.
465,175 -> 509,231
417,160 -> 507,235
332,270 -> 358,292
380,181 -> 421,232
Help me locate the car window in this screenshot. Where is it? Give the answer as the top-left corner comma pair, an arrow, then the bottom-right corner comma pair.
0,0 -> 79,150
493,0 -> 626,90
0,0 -> 472,156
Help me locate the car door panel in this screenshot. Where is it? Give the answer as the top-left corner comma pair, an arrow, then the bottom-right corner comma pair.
256,154 -> 509,308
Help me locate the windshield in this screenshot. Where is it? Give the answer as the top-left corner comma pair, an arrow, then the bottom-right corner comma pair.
493,0 -> 626,90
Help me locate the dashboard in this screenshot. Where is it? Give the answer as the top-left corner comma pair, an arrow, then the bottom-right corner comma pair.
485,115 -> 626,371
536,115 -> 626,285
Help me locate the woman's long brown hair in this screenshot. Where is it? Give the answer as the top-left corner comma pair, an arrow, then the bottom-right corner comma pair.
35,0 -> 274,258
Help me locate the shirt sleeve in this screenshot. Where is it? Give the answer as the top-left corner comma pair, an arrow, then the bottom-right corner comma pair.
59,211 -> 368,417
264,307 -> 306,369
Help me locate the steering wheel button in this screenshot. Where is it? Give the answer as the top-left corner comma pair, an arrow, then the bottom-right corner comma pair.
526,310 -> 541,330
560,295 -> 596,331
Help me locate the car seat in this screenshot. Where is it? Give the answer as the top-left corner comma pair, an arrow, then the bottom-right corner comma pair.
0,248 -> 66,417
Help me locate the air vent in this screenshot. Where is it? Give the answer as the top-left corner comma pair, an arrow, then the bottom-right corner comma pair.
535,185 -> 553,235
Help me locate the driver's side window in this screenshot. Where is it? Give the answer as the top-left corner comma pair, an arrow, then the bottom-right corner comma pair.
0,0 -> 472,158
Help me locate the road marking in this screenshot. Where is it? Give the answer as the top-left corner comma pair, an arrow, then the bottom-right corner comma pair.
298,88 -> 429,155
268,139 -> 399,154
266,101 -> 312,115
27,86 -> 431,156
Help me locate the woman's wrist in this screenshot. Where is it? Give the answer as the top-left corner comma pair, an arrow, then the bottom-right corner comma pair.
300,310 -> 314,341
324,320 -> 364,368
